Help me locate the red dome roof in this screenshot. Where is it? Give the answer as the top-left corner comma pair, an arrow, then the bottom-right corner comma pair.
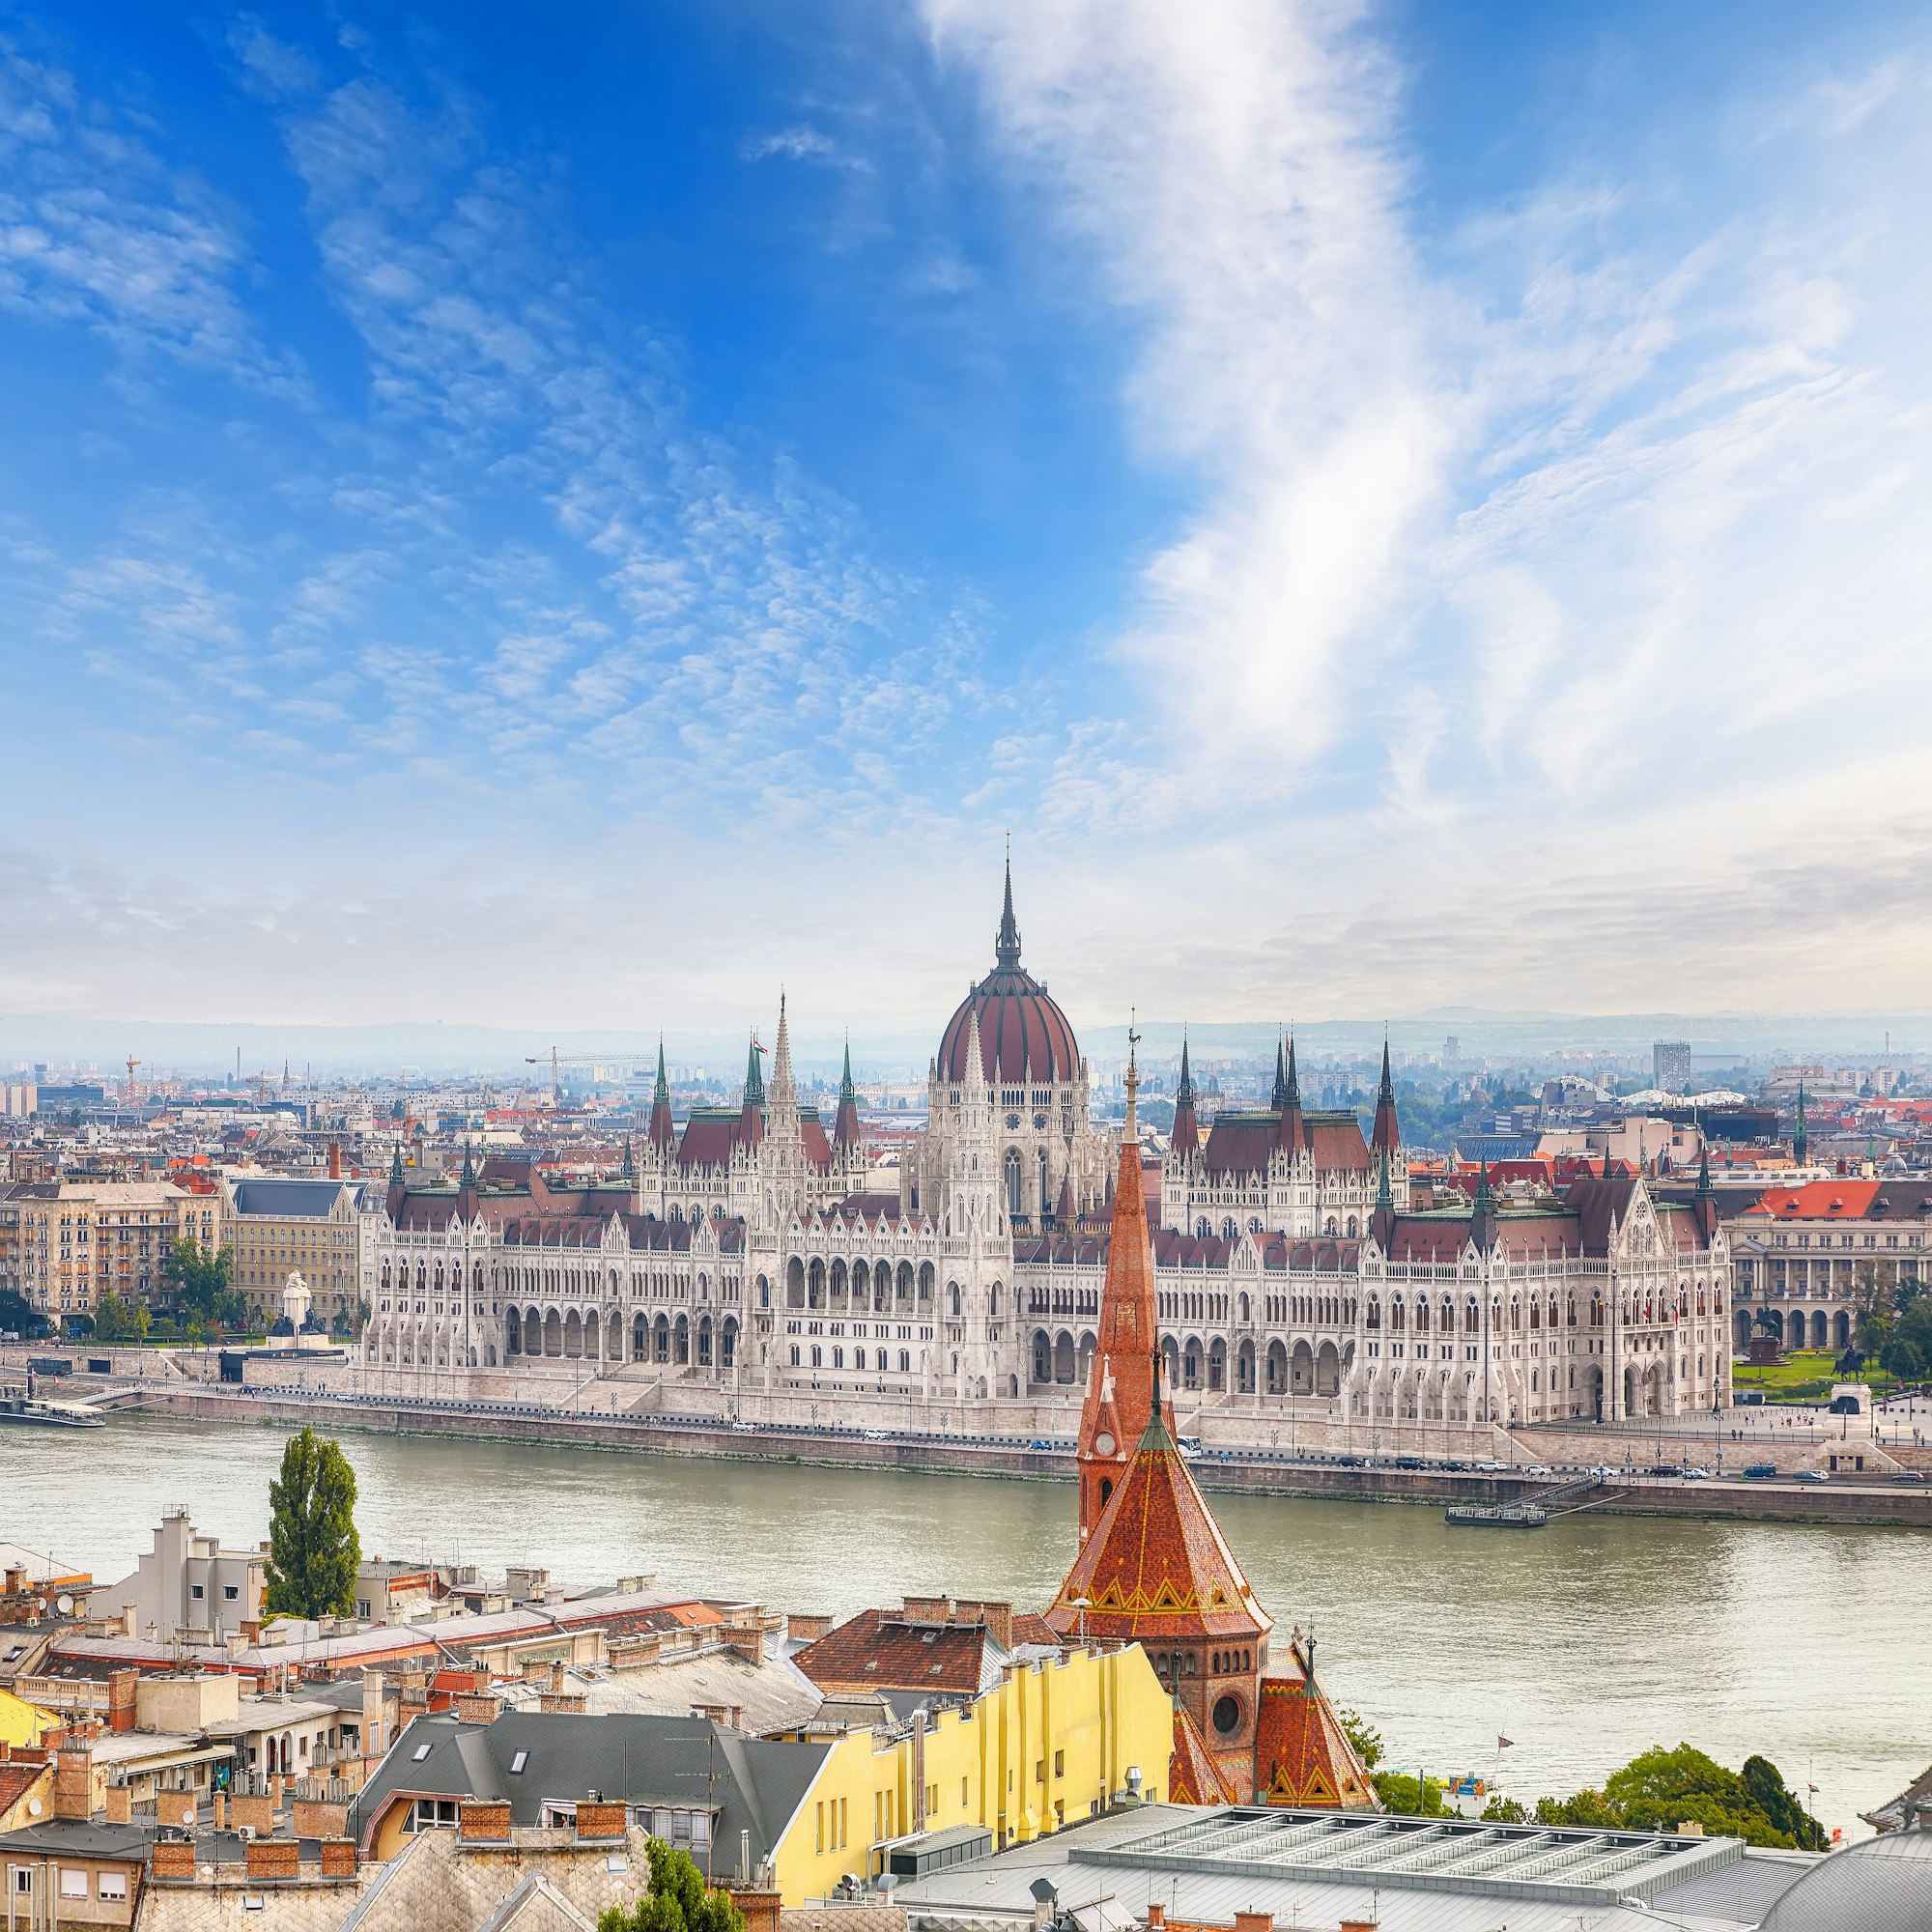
937,866 -> 1081,1085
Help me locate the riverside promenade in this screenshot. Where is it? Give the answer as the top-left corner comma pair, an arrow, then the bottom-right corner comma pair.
43,1369 -> 1932,1529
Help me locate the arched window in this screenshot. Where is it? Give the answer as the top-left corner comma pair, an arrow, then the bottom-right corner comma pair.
1005,1149 -> 1022,1217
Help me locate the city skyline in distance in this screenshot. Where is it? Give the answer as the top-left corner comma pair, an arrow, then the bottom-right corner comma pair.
5,3 -> 1931,1028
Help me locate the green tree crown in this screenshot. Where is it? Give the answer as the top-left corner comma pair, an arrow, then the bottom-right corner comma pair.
264,1427 -> 361,1621
598,1840 -> 746,1932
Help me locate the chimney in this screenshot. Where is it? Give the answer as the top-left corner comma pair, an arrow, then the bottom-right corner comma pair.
107,1669 -> 138,1733
4,1566 -> 23,1594
1148,1908 -> 1164,1930
213,1792 -> 227,1829
328,1142 -> 342,1180
1337,1921 -> 1379,1932
104,1784 -> 131,1825
52,1747 -> 92,1821
550,1661 -> 565,1693
1234,1915 -> 1272,1932
121,1605 -> 138,1638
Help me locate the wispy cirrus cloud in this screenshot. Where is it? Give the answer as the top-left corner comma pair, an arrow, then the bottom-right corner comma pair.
0,43 -> 304,395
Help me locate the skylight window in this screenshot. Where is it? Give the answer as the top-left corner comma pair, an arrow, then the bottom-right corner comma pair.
412,1742 -> 433,1762
510,1750 -> 529,1774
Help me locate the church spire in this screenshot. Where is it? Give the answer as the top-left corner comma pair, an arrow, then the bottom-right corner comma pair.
459,1141 -> 476,1189
1172,1031 -> 1199,1156
647,1039 -> 675,1151
995,841 -> 1022,969
1270,1037 -> 1289,1109
619,1133 -> 636,1180
739,1028 -> 766,1146
1371,1034 -> 1402,1156
834,1037 -> 862,1151
1123,1013 -> 1141,1144
1277,1033 -> 1306,1155
1469,1156 -> 1497,1252
1794,1085 -> 1809,1165
388,1141 -> 404,1186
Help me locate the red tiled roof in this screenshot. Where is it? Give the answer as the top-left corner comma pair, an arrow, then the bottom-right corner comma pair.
1049,1409 -> 1271,1645
792,1609 -> 1003,1697
1253,1665 -> 1377,1807
1169,1704 -> 1236,1806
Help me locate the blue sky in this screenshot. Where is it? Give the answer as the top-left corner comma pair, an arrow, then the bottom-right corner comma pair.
3,0 -> 1930,1036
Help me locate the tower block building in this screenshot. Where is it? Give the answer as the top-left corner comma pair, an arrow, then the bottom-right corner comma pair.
1046,1047 -> 1375,1810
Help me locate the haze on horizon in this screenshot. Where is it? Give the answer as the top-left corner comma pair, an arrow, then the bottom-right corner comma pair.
4,0 -> 1930,1037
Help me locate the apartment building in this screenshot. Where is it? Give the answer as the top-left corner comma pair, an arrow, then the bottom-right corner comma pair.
14,1182 -> 220,1326
219,1176 -> 365,1329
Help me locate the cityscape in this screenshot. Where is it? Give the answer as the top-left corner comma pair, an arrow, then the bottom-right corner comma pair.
5,3 -> 1931,1931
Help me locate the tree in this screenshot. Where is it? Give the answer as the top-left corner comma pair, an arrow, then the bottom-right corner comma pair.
0,1290 -> 43,1338
1336,1708 -> 1383,1772
264,1428 -> 361,1620
92,1293 -> 150,1344
164,1236 -> 243,1331
1530,1745 -> 1824,1849
599,1839 -> 745,1932
1479,1794 -> 1528,1823
1372,1771 -> 1448,1816
1880,1293 -> 1932,1381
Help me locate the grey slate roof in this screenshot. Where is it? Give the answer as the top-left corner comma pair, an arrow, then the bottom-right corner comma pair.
229,1179 -> 354,1219
350,1712 -> 830,1870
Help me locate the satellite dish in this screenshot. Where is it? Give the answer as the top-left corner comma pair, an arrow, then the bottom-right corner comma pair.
177,1803 -> 196,1827
56,1595 -> 73,1615
27,1798 -> 43,1817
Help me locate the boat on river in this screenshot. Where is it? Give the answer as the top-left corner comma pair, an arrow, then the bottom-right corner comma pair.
1445,1501 -> 1548,1529
0,1392 -> 106,1429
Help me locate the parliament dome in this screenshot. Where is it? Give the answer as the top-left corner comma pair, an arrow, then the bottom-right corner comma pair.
937,866 -> 1081,1086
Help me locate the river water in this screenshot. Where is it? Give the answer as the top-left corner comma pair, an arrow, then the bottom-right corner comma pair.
4,1413 -> 1925,1837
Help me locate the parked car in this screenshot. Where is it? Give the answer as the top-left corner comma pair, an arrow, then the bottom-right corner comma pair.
1682,1466 -> 1714,1480
1521,1463 -> 1554,1477
1793,1468 -> 1829,1484
1742,1463 -> 1777,1479
1394,1456 -> 1427,1470
1646,1463 -> 1682,1477
1888,1471 -> 1926,1484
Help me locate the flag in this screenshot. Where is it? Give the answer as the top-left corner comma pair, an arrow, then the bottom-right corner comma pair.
1498,1735 -> 1515,1749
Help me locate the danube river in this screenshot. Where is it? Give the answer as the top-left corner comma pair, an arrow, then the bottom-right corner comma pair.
6,1414 -> 1926,1835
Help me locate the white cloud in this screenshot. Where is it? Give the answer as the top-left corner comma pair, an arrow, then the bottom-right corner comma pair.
922,4 -> 1932,1018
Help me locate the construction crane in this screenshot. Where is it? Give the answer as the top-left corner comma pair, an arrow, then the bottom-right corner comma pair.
525,1048 -> 651,1111
124,1056 -> 141,1103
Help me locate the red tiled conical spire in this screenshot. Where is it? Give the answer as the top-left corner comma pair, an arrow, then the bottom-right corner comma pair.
1070,1030 -> 1158,1543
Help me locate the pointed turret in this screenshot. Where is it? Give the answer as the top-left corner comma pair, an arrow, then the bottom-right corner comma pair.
996,844 -> 1022,969
1172,1033 -> 1199,1156
1270,1038 -> 1289,1110
834,1039 -> 861,1151
388,1141 -> 404,1186
1073,1094 -> 1160,1544
1691,1142 -> 1719,1240
459,1141 -> 476,1189
619,1134 -> 636,1180
1794,1085 -> 1809,1165
647,1040 -> 675,1152
1371,1036 -> 1401,1157
1369,1143 -> 1397,1252
1469,1157 -> 1497,1253
1277,1034 -> 1306,1155
737,1030 -> 766,1147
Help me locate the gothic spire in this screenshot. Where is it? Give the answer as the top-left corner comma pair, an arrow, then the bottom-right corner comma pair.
1469,1156 -> 1497,1252
388,1141 -> 404,1186
1376,1144 -> 1394,1215
834,1037 -> 862,1151
744,1029 -> 766,1107
1794,1085 -> 1808,1163
1286,1033 -> 1301,1107
1277,1033 -> 1306,1155
1695,1144 -> 1712,1199
648,1038 -> 676,1151
1176,1034 -> 1194,1107
620,1134 -> 636,1180
1271,1038 -> 1289,1109
996,842 -> 1022,969
459,1141 -> 476,1189
1371,1033 -> 1402,1157
1172,1030 -> 1199,1157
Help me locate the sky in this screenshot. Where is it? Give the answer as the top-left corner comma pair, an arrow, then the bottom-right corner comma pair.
3,0 -> 1931,1041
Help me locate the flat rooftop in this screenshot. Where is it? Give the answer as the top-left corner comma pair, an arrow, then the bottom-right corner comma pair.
893,1804 -> 1816,1932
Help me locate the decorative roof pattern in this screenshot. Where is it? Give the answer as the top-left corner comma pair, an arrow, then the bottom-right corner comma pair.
1049,1402 -> 1270,1644
1253,1666 -> 1376,1808
1169,1706 -> 1236,1806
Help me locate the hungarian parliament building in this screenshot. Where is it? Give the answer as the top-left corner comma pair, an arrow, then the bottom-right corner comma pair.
362,868 -> 1734,1433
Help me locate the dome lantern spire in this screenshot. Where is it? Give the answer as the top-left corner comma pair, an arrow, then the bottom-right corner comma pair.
996,839 -> 1022,969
